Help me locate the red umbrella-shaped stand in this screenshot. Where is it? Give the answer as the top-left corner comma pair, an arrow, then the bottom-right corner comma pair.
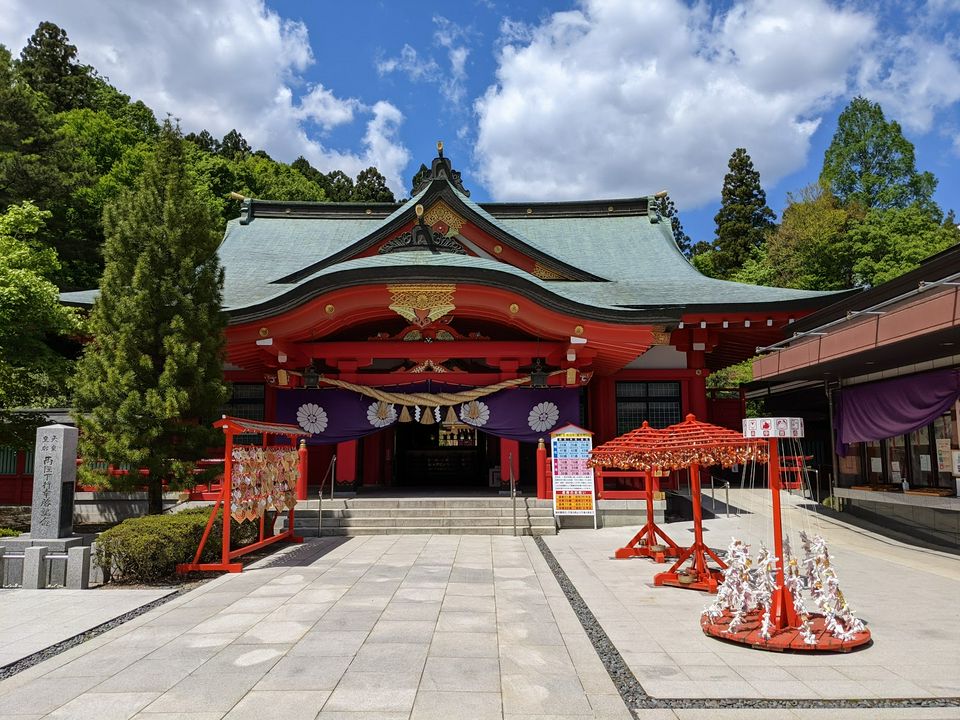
645,414 -> 768,593
590,422 -> 682,562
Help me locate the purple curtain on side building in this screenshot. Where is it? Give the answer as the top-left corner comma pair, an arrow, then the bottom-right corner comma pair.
836,368 -> 960,454
275,386 -> 580,445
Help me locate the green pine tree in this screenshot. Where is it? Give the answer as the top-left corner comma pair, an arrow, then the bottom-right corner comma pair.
712,148 -> 775,278
73,121 -> 227,514
820,96 -> 938,214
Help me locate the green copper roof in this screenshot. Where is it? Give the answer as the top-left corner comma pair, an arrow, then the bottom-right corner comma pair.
60,175 -> 844,319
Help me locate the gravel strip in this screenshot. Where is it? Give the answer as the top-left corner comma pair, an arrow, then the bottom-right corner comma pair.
0,584 -> 194,681
534,536 -> 960,715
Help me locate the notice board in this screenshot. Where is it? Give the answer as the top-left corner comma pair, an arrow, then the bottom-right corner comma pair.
550,424 -> 597,528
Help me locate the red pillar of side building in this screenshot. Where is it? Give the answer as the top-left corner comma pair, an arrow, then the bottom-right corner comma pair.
687,350 -> 709,422
500,438 -> 520,486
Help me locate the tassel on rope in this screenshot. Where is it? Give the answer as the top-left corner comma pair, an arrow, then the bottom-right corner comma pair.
399,406 -> 412,423
421,407 -> 434,425
444,406 -> 458,425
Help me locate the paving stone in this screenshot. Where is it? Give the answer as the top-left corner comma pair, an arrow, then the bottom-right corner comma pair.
93,657 -> 203,693
287,630 -> 369,657
501,672 -> 594,715
322,671 -> 420,712
440,594 -> 497,613
379,601 -> 442,622
428,630 -> 499,657
0,677 -> 101,716
349,642 -> 429,673
411,690 -> 502,720
235,620 -> 313,644
45,691 -> 157,720
420,656 -> 501,692
366,619 -> 436,643
435,610 -> 497,632
222,689 -> 329,719
253,654 -> 352,691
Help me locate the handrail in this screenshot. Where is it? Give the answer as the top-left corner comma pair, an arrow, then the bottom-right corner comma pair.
317,454 -> 337,538
509,452 -> 517,537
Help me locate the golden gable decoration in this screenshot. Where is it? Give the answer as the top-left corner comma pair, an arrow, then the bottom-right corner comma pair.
423,200 -> 465,236
387,284 -> 456,327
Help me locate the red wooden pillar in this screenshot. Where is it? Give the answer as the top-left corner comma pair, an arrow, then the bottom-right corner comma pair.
589,376 -> 616,444
336,439 -> 358,488
536,438 -> 548,499
264,383 -> 277,421
500,438 -> 519,486
687,351 -> 708,421
296,439 -> 308,500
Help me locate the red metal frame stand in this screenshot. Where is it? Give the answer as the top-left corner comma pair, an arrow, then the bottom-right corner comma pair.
701,437 -> 872,651
654,463 -> 726,592
615,470 -> 682,562
177,417 -> 307,575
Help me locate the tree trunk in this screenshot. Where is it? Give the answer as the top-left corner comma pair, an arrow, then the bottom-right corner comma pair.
147,476 -> 163,515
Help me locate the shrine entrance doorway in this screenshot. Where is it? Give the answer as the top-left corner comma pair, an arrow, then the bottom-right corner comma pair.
393,421 -> 493,492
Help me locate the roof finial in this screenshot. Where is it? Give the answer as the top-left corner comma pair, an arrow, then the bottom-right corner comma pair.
437,140 -> 444,158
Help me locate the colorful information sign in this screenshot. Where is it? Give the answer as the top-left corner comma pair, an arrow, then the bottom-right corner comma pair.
550,424 -> 597,527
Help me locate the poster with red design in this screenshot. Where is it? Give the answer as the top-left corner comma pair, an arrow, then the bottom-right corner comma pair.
550,424 -> 597,528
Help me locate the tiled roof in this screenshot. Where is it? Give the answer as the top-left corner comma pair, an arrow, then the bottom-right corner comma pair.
60,177 -> 844,317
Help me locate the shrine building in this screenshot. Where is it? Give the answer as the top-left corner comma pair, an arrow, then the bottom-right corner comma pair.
62,145 -> 844,498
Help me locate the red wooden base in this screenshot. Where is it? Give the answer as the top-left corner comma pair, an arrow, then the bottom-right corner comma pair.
701,608 -> 872,652
176,531 -> 304,575
654,568 -> 724,593
653,539 -> 727,593
176,562 -> 243,573
614,524 -> 682,563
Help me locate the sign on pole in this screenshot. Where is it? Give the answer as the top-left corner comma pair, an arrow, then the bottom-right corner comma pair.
550,424 -> 597,529
742,417 -> 805,438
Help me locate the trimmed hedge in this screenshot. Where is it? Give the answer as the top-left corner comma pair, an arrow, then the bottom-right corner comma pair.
95,508 -> 263,583
0,527 -> 20,537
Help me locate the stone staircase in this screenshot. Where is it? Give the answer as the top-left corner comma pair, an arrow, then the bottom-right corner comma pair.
279,497 -> 557,536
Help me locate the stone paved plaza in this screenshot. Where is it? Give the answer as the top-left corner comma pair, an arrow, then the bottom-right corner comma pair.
1,493 -> 960,719
0,588 -> 175,668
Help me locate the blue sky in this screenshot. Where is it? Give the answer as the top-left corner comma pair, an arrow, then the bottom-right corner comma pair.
1,0 -> 959,244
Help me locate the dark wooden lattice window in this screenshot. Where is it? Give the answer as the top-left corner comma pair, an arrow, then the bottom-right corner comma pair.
616,381 -> 682,434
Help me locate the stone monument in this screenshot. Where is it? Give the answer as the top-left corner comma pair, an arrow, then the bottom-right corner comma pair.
0,424 -> 85,552
31,424 -> 78,539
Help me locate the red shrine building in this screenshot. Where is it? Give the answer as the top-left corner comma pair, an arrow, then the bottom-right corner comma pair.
62,145 -> 842,498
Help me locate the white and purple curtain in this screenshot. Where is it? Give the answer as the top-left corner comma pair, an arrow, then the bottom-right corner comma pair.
276,384 -> 580,445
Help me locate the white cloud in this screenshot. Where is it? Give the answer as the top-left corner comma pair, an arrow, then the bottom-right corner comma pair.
379,16 -> 471,107
475,0 -> 960,207
0,0 -> 411,195
377,44 -> 441,82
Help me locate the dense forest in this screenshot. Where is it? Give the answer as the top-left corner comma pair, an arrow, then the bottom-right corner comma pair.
0,22 -> 398,441
0,21 -> 396,293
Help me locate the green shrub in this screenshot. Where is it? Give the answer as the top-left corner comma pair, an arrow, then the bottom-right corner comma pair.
0,527 -> 20,537
95,507 -> 220,583
95,507 -> 276,584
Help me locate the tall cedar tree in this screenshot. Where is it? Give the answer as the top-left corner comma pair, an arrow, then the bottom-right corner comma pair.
16,21 -> 95,113
353,167 -> 395,203
712,148 -> 775,278
655,194 -> 692,257
820,96 -> 937,214
73,122 -> 227,514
